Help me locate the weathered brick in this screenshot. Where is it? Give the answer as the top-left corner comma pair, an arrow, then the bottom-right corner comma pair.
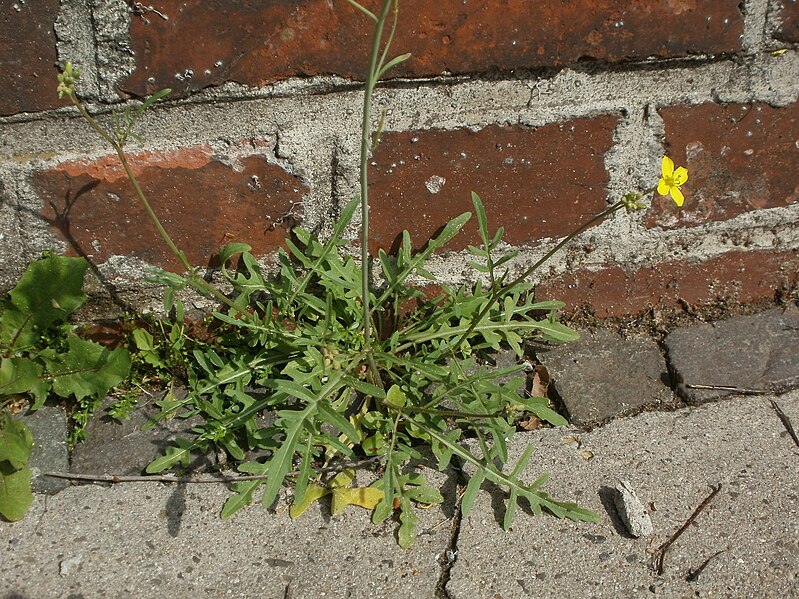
536,250 -> 799,318
32,144 -> 307,271
119,0 -> 743,97
367,118 -> 617,255
0,0 -> 61,116
647,102 -> 799,229
774,0 -> 799,43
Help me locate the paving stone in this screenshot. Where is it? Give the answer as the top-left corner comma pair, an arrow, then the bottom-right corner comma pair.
536,329 -> 674,427
0,466 -> 457,599
664,307 -> 799,403
19,406 -> 70,495
446,390 -> 799,599
70,391 -> 216,476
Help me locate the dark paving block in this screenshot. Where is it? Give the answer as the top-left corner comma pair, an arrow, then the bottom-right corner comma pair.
20,406 -> 70,495
537,329 -> 674,427
665,307 -> 799,403
70,389 -> 216,476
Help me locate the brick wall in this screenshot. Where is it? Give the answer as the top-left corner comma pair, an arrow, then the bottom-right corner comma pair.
1,0 -> 797,319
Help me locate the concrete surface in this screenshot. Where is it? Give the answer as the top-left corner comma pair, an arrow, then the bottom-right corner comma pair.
3,307 -> 799,598
448,390 -> 799,599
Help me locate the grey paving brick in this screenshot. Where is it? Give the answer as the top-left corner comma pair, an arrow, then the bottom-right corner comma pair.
537,329 -> 674,427
20,405 -> 70,495
665,307 -> 799,403
70,392 -> 217,476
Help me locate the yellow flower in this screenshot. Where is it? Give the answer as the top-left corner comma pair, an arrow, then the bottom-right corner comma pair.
657,156 -> 688,206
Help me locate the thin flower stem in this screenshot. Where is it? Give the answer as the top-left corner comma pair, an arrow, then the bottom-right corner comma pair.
66,93 -> 239,312
359,0 -> 395,383
454,189 -> 657,350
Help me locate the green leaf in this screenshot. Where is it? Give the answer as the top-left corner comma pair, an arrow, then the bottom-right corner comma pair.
221,477 -> 265,519
0,357 -> 48,407
0,413 -> 34,470
385,385 -> 408,408
534,320 -> 580,343
460,469 -> 485,517
139,88 -> 171,113
0,465 -> 33,521
518,398 -> 568,426
376,52 -> 412,79
145,438 -> 196,473
397,497 -> 418,549
40,334 -> 131,401
260,405 -> 316,509
0,254 -> 88,348
317,401 -> 359,443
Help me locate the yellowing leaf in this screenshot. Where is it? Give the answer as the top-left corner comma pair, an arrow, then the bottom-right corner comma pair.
289,483 -> 330,519
329,468 -> 355,488
330,486 -> 384,516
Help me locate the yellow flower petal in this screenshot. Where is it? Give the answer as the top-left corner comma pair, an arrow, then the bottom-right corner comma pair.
657,179 -> 670,196
661,156 -> 675,178
674,166 -> 688,185
670,186 -> 685,207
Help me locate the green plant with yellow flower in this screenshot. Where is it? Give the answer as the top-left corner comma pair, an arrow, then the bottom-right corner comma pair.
40,0 -> 688,545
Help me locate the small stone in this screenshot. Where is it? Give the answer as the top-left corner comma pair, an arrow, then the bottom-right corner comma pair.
613,480 -> 654,538
59,554 -> 83,576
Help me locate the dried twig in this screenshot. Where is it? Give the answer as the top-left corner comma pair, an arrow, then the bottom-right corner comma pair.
685,384 -> 771,395
652,483 -> 722,575
770,399 -> 799,448
44,457 -> 382,486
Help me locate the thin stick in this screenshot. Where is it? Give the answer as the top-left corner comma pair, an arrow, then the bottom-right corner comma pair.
652,483 -> 722,575
686,384 -> 771,395
770,399 -> 799,448
44,457 -> 382,486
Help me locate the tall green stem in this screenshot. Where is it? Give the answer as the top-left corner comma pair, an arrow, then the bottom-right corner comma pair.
359,0 -> 395,380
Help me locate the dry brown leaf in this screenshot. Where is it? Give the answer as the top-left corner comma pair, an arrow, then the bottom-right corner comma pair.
530,364 -> 550,398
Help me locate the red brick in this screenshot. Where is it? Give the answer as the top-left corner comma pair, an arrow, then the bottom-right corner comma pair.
536,250 -> 799,318
32,144 -> 307,271
774,1 -> 799,42
120,0 -> 743,97
0,0 -> 61,116
647,102 -> 799,229
366,117 -> 617,255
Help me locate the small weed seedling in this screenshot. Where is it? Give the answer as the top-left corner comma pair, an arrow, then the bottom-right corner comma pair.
54,0 -> 687,545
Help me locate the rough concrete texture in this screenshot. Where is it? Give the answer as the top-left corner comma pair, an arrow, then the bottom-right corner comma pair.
447,390 -> 799,599
665,306 -> 799,403
537,329 -> 674,426
0,477 -> 457,599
